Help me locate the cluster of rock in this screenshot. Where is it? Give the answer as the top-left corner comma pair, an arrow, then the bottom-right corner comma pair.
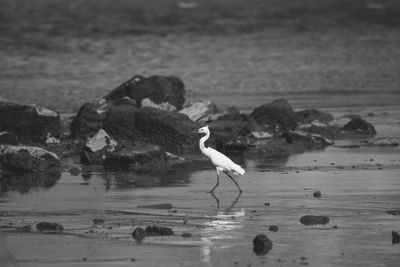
0,74 -> 380,179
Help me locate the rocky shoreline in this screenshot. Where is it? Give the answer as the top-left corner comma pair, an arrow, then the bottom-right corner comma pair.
0,75 -> 389,180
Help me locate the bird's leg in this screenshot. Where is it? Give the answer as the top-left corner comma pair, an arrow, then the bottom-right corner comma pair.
209,168 -> 220,193
225,192 -> 242,212
210,192 -> 220,209
225,172 -> 242,193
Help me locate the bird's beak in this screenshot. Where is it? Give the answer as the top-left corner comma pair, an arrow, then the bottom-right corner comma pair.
191,129 -> 199,134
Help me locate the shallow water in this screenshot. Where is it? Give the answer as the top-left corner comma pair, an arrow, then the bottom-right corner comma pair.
1,105 -> 400,266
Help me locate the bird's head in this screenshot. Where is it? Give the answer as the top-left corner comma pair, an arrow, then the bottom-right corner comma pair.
197,125 -> 209,134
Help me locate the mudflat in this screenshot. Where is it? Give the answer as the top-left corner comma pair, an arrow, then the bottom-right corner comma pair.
1,1 -> 400,266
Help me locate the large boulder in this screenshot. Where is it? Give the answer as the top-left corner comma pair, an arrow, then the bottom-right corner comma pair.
73,101 -> 199,155
104,75 -> 185,110
0,145 -> 61,172
250,99 -> 298,134
134,107 -> 199,154
104,143 -> 168,174
0,99 -> 60,143
103,101 -> 144,141
339,117 -> 377,136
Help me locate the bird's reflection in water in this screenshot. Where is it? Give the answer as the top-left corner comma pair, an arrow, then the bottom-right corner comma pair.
200,192 -> 245,263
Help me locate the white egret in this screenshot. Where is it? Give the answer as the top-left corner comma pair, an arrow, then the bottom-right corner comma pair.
197,125 -> 245,193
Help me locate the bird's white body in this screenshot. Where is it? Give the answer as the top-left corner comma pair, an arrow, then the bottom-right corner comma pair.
197,125 -> 245,192
200,145 -> 245,175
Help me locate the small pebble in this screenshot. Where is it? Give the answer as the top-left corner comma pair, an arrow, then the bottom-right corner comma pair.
392,231 -> 400,244
182,232 -> 192,238
268,225 -> 279,232
313,191 -> 322,198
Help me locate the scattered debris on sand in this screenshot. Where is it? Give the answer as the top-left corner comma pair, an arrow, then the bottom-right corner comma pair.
36,222 -> 64,232
145,225 -> 174,236
386,209 -> 400,216
300,215 -> 329,226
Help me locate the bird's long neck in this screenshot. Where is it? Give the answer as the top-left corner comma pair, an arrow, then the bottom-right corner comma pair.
199,130 -> 210,155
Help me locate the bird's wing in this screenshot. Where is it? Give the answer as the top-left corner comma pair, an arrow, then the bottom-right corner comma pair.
208,147 -> 241,172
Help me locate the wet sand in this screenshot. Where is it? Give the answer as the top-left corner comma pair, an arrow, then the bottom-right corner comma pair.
1,105 -> 399,266
1,1 -> 400,265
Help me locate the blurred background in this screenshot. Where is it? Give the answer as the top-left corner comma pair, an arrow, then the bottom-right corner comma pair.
1,0 -> 399,112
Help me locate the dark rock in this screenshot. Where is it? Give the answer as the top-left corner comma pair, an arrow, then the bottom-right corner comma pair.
182,232 -> 192,238
70,102 -> 105,138
104,75 -> 185,110
392,231 -> 400,244
69,167 -> 81,176
386,209 -> 400,216
200,107 -> 253,152
250,99 -> 298,134
0,171 -> 61,193
103,102 -> 143,141
300,215 -> 329,225
269,225 -> 279,232
92,218 -> 105,224
0,99 -> 60,143
104,143 -> 168,173
296,109 -> 334,123
179,100 -> 219,121
46,139 -> 85,160
313,191 -> 322,198
36,222 -> 63,232
282,131 -> 334,150
340,117 -> 376,136
0,132 -> 18,145
207,120 -> 249,152
0,145 -> 61,172
141,75 -> 185,110
134,107 -> 198,154
145,225 -> 174,236
132,227 -> 146,242
253,234 -> 273,255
